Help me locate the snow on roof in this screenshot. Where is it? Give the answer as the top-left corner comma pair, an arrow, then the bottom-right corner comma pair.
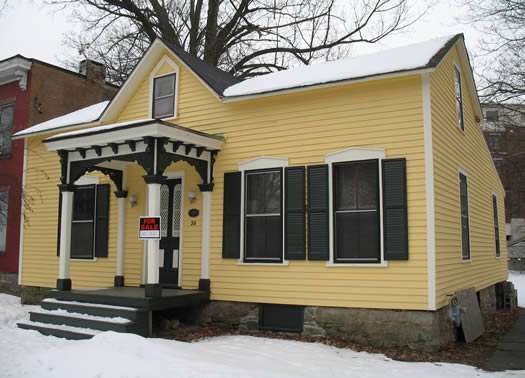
223,35 -> 458,97
14,101 -> 109,138
45,118 -> 154,140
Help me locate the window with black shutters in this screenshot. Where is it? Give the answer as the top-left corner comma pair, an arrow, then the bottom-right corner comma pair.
244,169 -> 283,262
153,74 -> 176,119
71,185 -> 96,259
459,172 -> 470,260
493,193 -> 501,258
333,160 -> 380,263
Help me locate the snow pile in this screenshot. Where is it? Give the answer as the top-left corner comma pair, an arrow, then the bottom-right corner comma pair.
14,101 -> 108,138
0,292 -> 519,377
508,271 -> 525,307
0,294 -> 37,329
224,35 -> 456,97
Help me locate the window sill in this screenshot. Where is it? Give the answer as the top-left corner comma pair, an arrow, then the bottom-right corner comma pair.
496,255 -> 502,259
71,257 -> 97,262
326,261 -> 388,267
237,260 -> 289,266
461,258 -> 471,263
0,154 -> 12,160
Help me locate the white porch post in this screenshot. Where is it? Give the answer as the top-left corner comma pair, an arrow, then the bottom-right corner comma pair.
198,182 -> 214,292
114,190 -> 128,287
144,175 -> 166,297
57,185 -> 75,291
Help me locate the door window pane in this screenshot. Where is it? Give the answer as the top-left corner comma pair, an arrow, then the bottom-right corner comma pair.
160,184 -> 169,238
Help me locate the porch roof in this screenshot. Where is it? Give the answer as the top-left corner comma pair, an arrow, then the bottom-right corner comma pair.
43,118 -> 224,152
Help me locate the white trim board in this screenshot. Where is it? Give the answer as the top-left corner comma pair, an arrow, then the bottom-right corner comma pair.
422,72 -> 436,311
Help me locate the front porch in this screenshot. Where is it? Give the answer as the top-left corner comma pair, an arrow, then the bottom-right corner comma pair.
41,119 -> 223,297
51,286 -> 210,311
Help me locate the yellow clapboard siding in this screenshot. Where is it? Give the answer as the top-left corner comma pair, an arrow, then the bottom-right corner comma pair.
430,46 -> 508,309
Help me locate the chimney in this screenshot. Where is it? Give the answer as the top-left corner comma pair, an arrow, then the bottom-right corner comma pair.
79,59 -> 106,85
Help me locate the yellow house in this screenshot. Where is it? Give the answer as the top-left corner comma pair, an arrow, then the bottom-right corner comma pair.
14,33 -> 507,348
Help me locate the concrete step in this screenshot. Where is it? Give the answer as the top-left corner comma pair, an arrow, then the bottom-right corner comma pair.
17,321 -> 99,340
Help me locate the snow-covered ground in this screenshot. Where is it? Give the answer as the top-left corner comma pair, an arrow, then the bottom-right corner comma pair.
1,294 -> 524,377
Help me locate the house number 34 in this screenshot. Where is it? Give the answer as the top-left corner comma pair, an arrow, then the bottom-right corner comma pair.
191,220 -> 197,226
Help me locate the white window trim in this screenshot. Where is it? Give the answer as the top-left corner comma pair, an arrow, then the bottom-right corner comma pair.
458,166 -> 471,262
70,176 -> 100,261
149,55 -> 180,120
492,190 -> 502,259
238,156 -> 288,265
453,61 -> 465,133
325,147 -> 388,267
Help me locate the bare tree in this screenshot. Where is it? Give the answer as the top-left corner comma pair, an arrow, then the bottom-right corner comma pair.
458,0 -> 524,105
46,0 -> 428,84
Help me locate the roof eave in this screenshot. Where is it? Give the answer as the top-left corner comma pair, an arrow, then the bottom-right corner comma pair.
221,67 -> 436,103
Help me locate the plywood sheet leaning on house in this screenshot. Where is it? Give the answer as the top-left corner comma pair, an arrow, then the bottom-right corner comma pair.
456,288 -> 485,343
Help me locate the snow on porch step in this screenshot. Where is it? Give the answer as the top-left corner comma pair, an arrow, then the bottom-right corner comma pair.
28,308 -> 148,336
17,321 -> 101,340
41,298 -> 147,322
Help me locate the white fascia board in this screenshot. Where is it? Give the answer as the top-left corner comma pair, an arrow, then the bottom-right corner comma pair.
45,123 -> 223,152
221,68 -> 435,103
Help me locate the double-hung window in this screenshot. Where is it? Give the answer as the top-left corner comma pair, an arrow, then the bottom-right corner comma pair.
153,74 -> 176,119
454,65 -> 464,131
71,185 -> 96,259
57,181 -> 110,259
459,171 -> 470,260
244,169 -> 283,262
0,104 -> 14,156
333,160 -> 380,263
0,186 -> 8,255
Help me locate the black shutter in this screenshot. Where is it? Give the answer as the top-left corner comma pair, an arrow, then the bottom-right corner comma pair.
307,165 -> 329,260
285,166 -> 305,260
94,184 -> 110,258
222,171 -> 241,258
382,158 -> 408,260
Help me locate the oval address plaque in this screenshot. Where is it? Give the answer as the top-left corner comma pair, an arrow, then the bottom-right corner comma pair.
188,209 -> 200,218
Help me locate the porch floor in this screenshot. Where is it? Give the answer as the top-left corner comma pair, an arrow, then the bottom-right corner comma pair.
51,287 -> 210,311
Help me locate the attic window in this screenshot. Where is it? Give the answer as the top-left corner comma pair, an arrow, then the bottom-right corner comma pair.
153,74 -> 176,119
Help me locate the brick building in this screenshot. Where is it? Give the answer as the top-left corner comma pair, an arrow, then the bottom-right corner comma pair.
480,104 -> 525,237
0,56 -> 118,279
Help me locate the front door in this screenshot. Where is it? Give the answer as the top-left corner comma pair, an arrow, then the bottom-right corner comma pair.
159,178 -> 182,287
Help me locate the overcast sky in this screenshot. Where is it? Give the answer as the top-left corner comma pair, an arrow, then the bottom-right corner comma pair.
0,0 -> 482,70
